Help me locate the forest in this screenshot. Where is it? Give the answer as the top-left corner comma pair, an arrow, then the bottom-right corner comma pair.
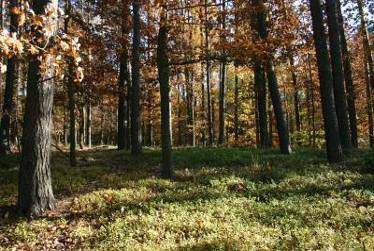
0,0 -> 373,249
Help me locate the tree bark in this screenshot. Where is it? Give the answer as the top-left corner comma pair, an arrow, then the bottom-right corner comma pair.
218,0 -> 226,145
253,0 -> 291,154
326,0 -> 352,149
157,13 -> 172,178
118,3 -> 130,150
0,0 -> 19,154
336,0 -> 358,148
234,69 -> 239,144
18,0 -> 58,217
85,103 -> 92,148
130,0 -> 142,154
204,0 -> 214,146
254,60 -> 269,148
357,0 -> 374,147
289,55 -> 301,133
309,0 -> 343,162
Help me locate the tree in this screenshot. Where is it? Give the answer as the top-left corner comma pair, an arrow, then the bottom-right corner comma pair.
336,0 -> 358,148
253,0 -> 292,154
118,2 -> 131,150
308,0 -> 342,162
325,0 -> 351,149
357,0 -> 374,147
0,0 -> 19,154
157,8 -> 172,178
18,0 -> 58,216
130,0 -> 142,155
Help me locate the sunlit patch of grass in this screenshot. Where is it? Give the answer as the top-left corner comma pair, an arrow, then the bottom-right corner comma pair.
0,147 -> 373,249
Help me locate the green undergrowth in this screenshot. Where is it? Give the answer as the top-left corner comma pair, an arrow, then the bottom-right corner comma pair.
0,147 -> 373,250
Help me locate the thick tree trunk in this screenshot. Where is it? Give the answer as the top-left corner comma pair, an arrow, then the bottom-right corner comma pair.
18,0 -> 57,217
0,0 -> 19,154
130,0 -> 142,154
336,0 -> 358,148
117,4 -> 130,150
117,50 -> 130,150
326,0 -> 352,149
309,0 -> 343,162
157,15 -> 172,178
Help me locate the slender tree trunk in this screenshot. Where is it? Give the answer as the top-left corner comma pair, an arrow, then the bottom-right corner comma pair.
326,0 -> 352,149
218,0 -> 226,145
185,69 -> 195,146
18,0 -> 58,217
289,55 -> 301,133
253,0 -> 291,154
234,69 -> 239,144
157,13 -> 172,178
357,0 -> 374,147
265,61 -> 291,153
254,61 -> 269,148
67,68 -> 77,166
336,0 -> 358,148
309,0 -> 343,162
65,0 -> 76,166
78,106 -> 85,149
130,0 -> 142,154
85,103 -> 92,148
0,0 -> 19,154
204,0 -> 214,146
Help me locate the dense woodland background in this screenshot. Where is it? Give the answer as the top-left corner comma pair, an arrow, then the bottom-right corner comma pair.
0,0 -> 373,249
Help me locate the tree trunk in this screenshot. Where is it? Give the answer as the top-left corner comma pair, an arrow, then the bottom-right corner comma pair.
85,103 -> 92,148
18,0 -> 58,217
326,0 -> 352,149
289,55 -> 301,133
130,0 -> 142,154
67,67 -> 77,166
117,50 -> 130,150
234,69 -> 239,144
309,0 -> 343,162
218,0 -> 226,145
117,3 -> 130,150
185,69 -> 195,146
0,0 -> 19,154
253,0 -> 291,154
157,13 -> 172,178
65,0 -> 76,166
357,0 -> 374,147
254,61 -> 269,148
78,106 -> 85,149
266,62 -> 291,154
204,0 -> 214,146
336,0 -> 358,148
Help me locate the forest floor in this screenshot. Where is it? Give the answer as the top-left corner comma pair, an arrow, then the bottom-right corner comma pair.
0,147 -> 373,250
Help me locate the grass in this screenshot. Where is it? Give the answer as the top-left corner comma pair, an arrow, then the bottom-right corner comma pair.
0,147 -> 373,250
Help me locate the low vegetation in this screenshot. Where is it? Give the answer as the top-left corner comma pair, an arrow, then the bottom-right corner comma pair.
0,147 -> 373,250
